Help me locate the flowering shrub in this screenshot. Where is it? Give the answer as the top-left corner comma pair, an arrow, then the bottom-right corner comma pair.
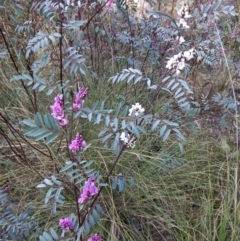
0,0 -> 238,240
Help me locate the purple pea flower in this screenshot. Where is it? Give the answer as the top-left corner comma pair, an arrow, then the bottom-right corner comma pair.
59,118 -> 69,126
87,233 -> 101,241
69,133 -> 86,152
106,0 -> 114,9
51,103 -> 64,120
59,217 -> 74,232
78,177 -> 98,204
50,94 -> 68,127
72,87 -> 89,111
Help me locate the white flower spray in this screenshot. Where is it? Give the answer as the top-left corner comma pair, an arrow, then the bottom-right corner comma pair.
120,132 -> 136,148
166,48 -> 195,75
119,103 -> 145,148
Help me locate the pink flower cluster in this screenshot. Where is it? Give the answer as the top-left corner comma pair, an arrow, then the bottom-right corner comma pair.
50,94 -> 68,127
88,233 -> 101,241
78,177 -> 99,204
69,133 -> 86,152
106,0 -> 114,9
72,87 -> 89,111
59,217 -> 74,232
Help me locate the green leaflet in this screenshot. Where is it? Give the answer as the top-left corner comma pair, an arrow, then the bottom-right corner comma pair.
23,113 -> 60,144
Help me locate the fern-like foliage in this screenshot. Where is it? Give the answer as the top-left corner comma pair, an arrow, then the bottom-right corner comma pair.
161,76 -> 194,112
31,52 -> 51,74
115,0 -> 132,27
75,100 -> 113,125
212,93 -> 236,110
212,93 -> 237,128
37,175 -> 64,214
63,47 -> 87,75
39,227 -> 59,241
11,73 -> 54,94
116,31 -> 137,46
109,68 -> 146,84
0,190 -> 41,241
26,32 -> 61,58
99,70 -> 193,154
63,20 -> 87,30
31,0 -> 62,19
59,159 -> 99,185
151,117 -> 185,141
194,1 -> 236,22
15,20 -> 32,35
23,112 -> 60,144
197,40 -> 221,67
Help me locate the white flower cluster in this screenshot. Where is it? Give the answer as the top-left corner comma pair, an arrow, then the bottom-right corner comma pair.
177,4 -> 191,29
129,103 -> 145,116
120,132 -> 136,148
166,48 -> 195,75
119,103 -> 145,148
176,36 -> 185,44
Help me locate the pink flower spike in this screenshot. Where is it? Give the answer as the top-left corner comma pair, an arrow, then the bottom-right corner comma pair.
50,94 -> 68,127
59,217 -> 74,232
72,88 -> 89,111
78,177 -> 99,203
54,94 -> 64,106
76,87 -> 89,100
50,103 -> 65,120
72,103 -> 81,111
